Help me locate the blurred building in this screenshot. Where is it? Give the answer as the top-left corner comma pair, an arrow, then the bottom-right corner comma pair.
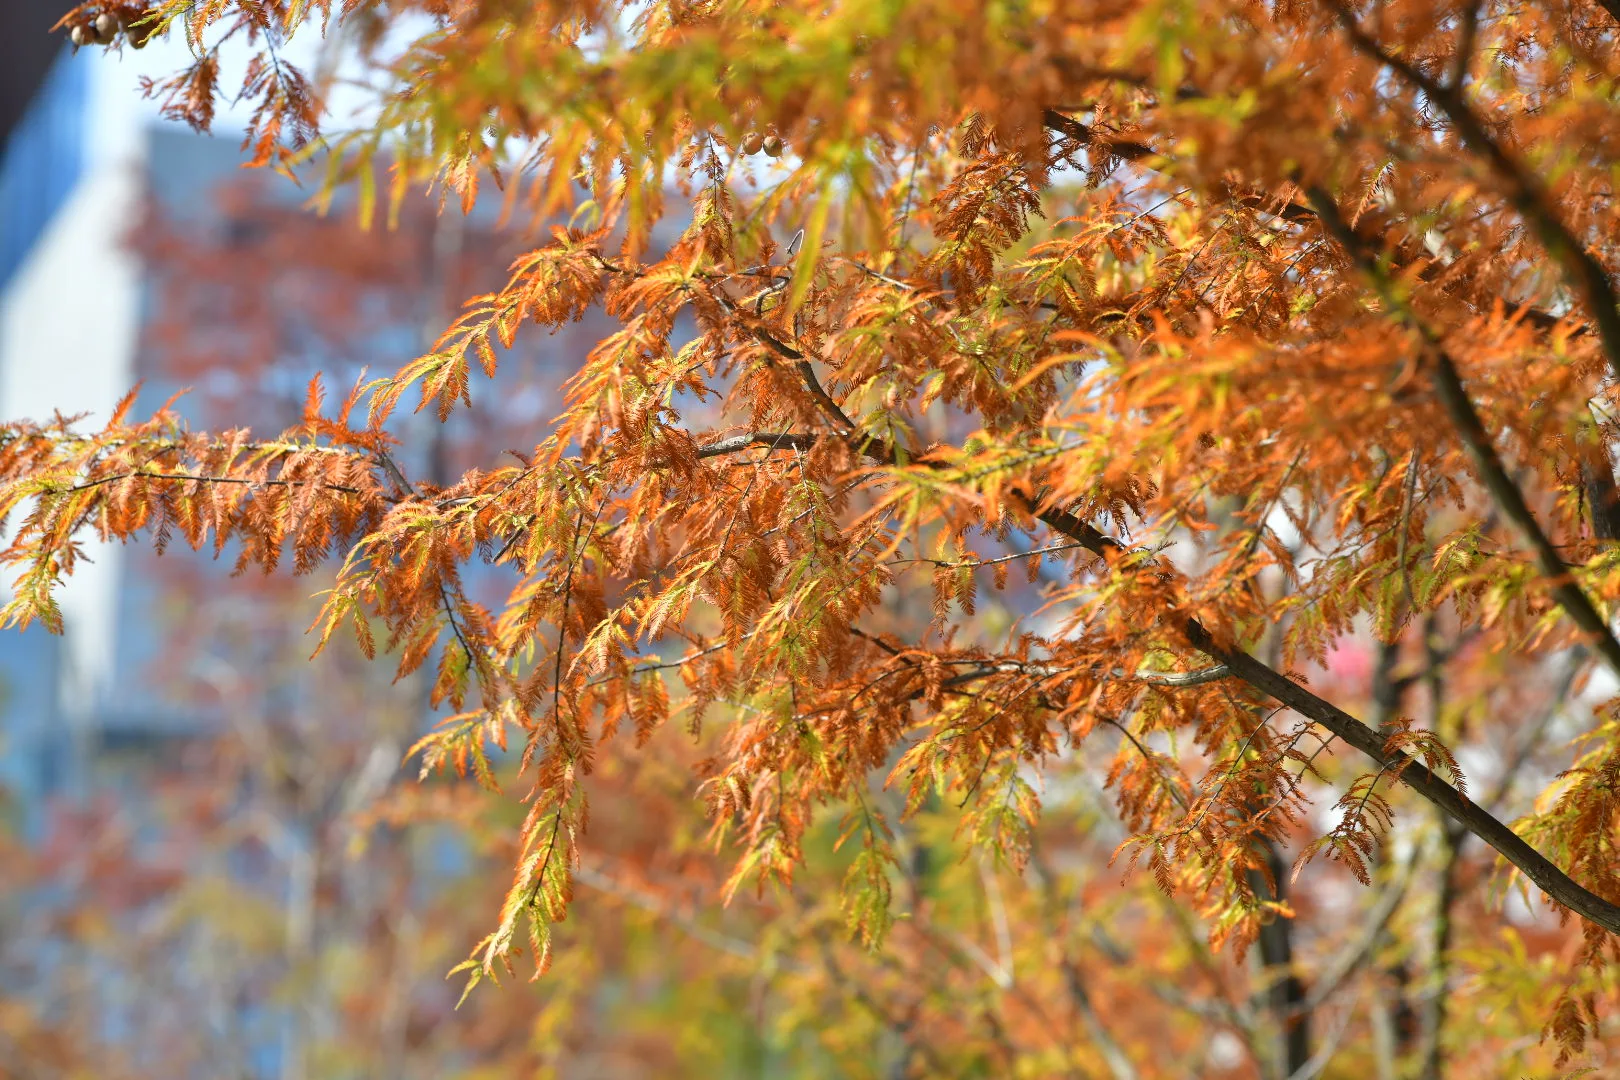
0,25 -> 637,1080
0,42 -> 570,816
0,28 -> 675,822
0,37 -> 246,812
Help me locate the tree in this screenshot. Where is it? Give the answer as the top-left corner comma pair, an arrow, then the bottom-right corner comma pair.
19,0 -> 1620,1073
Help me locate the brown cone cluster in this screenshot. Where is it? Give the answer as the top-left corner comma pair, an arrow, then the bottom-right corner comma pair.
67,7 -> 160,50
739,131 -> 784,158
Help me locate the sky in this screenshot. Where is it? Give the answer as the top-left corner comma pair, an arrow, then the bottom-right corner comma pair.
83,14 -> 423,164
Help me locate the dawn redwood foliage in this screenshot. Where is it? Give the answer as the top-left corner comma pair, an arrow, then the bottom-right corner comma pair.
26,0 -> 1620,1068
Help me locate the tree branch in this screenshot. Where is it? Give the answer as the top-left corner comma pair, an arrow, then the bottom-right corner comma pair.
781,331 -> 1620,937
1028,845 -> 1141,1080
1040,95 -> 1570,335
697,432 -> 819,458
59,470 -> 366,496
1330,3 -> 1620,383
1304,184 -> 1620,678
1027,499 -> 1620,936
1247,834 -> 1312,1077
1289,840 -> 1422,1018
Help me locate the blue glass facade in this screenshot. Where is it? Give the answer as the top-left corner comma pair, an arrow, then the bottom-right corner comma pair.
0,46 -> 82,817
0,45 -> 86,290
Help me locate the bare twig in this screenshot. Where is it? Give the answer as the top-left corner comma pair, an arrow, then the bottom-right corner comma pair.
697,431 -> 819,458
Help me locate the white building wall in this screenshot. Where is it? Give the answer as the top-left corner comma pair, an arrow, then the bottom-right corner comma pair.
0,47 -> 148,729
0,26 -> 410,739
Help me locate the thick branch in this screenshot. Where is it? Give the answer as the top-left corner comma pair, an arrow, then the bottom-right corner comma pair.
783,339 -> 1620,936
1027,500 -> 1620,936
1304,185 -> 1620,678
1191,623 -> 1620,934
1428,352 -> 1620,674
1331,5 -> 1620,382
1246,836 -> 1311,1077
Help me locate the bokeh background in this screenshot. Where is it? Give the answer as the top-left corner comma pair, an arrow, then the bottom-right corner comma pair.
0,16 -> 774,1078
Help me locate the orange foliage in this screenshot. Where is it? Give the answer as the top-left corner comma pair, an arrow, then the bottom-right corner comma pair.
18,0 -> 1620,1073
